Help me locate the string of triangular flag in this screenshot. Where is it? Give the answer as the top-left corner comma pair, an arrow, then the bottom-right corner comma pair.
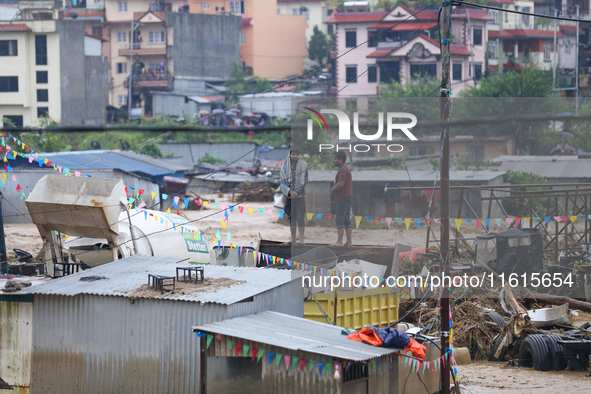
194,330 -> 456,375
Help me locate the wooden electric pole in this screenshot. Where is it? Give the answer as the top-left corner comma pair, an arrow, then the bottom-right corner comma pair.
440,2 -> 452,394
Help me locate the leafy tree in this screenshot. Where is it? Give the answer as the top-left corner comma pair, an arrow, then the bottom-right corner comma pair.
133,141 -> 163,158
503,171 -> 551,216
308,26 -> 330,65
224,62 -> 273,101
379,74 -> 440,97
198,153 -> 226,164
461,67 -> 552,98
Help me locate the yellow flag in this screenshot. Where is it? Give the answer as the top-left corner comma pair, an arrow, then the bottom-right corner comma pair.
570,216 -> 577,223
166,208 -> 171,213
248,207 -> 253,215
355,216 -> 362,229
21,143 -> 24,149
203,201 -> 208,207
222,220 -> 226,229
1,171 -> 5,181
523,217 -> 531,223
405,218 -> 411,230
313,266 -> 317,276
151,191 -> 156,200
154,215 -> 158,221
44,158 -> 48,164
307,213 -> 313,220
3,156 -> 6,163
455,218 -> 462,231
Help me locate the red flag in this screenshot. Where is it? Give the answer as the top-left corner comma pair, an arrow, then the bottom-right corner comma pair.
376,217 -> 381,222
138,189 -> 144,195
238,206 -> 244,213
235,343 -> 243,357
124,186 -> 128,197
195,200 -> 201,206
514,218 -> 522,228
46,161 -> 52,167
16,184 -> 21,192
251,348 -> 258,361
475,218 -> 482,228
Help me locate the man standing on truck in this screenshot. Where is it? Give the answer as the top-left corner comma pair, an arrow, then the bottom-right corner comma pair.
331,151 -> 353,246
280,147 -> 308,245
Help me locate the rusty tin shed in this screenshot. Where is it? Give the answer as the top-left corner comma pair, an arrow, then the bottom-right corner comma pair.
9,255 -> 305,394
193,311 -> 403,394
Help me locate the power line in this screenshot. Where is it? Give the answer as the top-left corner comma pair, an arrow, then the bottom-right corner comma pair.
458,1 -> 591,23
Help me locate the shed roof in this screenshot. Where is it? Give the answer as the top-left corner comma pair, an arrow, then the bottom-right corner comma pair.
26,255 -> 305,305
308,169 -> 505,182
493,155 -> 591,179
193,311 -> 402,362
38,150 -> 189,176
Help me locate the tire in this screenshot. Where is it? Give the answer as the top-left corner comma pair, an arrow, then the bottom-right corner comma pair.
543,334 -> 567,371
485,312 -> 507,327
519,335 -> 552,371
489,335 -> 508,362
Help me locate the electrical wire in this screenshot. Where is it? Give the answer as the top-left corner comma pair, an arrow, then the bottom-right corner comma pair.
458,1 -> 591,23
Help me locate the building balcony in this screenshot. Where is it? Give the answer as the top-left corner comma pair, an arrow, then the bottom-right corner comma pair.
124,75 -> 173,90
119,43 -> 166,56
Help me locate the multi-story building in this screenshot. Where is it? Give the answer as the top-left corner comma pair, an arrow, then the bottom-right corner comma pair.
188,0 -> 308,79
276,0 -> 333,43
0,1 -> 109,127
326,4 -> 491,96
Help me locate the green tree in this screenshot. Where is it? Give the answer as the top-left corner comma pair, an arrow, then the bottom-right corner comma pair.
461,67 -> 552,98
224,62 -> 273,101
379,74 -> 440,97
308,26 -> 330,65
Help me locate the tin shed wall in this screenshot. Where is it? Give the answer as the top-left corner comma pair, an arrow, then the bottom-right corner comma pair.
228,280 -> 304,320
30,294 -> 229,394
204,336 -> 398,394
0,297 -> 33,394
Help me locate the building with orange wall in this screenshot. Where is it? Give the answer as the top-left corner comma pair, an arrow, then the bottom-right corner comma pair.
189,0 -> 308,79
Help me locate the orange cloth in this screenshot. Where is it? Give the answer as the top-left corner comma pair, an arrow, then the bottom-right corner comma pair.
347,328 -> 384,347
404,338 -> 427,360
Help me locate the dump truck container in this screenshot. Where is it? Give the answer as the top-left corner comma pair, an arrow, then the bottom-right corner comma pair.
258,240 -> 409,330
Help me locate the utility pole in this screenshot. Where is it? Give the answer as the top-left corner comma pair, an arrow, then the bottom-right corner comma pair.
440,2 -> 452,394
553,9 -> 558,94
576,5 -> 580,115
128,20 -> 134,122
467,9 -> 475,84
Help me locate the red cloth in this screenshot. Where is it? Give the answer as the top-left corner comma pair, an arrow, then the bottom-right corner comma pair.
333,165 -> 353,202
404,338 -> 427,360
347,328 -> 383,347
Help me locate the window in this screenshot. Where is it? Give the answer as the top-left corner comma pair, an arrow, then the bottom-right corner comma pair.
37,89 -> 48,102
2,115 -> 23,128
345,65 -> 357,83
229,0 -> 244,15
36,71 -> 48,84
118,1 -> 127,12
345,30 -> 357,48
522,7 -> 530,25
0,76 -> 18,92
452,63 -> 462,81
302,9 -> 309,21
239,30 -> 246,46
0,40 -> 17,56
35,35 -> 47,65
292,8 -> 298,15
117,62 -> 128,74
277,8 -> 280,14
117,31 -> 127,43
565,40 -> 572,54
544,42 -> 551,61
322,8 -> 326,22
368,65 -> 377,83
489,10 -> 499,24
118,95 -> 128,107
410,64 -> 436,78
487,41 -> 497,59
202,3 -> 210,10
149,31 -> 165,44
37,107 -> 49,118
474,64 -> 482,81
92,26 -> 103,38
473,28 -> 482,46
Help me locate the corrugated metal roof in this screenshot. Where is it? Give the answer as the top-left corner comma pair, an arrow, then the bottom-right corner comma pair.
308,169 -> 505,182
494,155 -> 591,179
193,311 -> 402,362
25,255 -> 305,305
39,150 -> 189,176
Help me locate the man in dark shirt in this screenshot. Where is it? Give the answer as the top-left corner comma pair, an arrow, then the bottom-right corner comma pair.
280,148 -> 308,245
331,151 -> 353,246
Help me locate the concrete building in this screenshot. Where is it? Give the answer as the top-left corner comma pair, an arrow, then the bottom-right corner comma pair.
276,0 -> 333,44
0,2 -> 19,20
326,4 -> 492,96
104,0 -> 240,116
0,255 -> 305,393
0,6 -> 109,127
188,0 -> 308,79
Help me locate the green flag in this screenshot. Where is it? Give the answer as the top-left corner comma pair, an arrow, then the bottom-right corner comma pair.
293,356 -> 300,370
326,363 -> 332,376
309,360 -> 315,374
227,339 -> 233,350
257,349 -> 265,363
243,345 -> 250,357
276,353 -> 282,366
206,334 -> 213,349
